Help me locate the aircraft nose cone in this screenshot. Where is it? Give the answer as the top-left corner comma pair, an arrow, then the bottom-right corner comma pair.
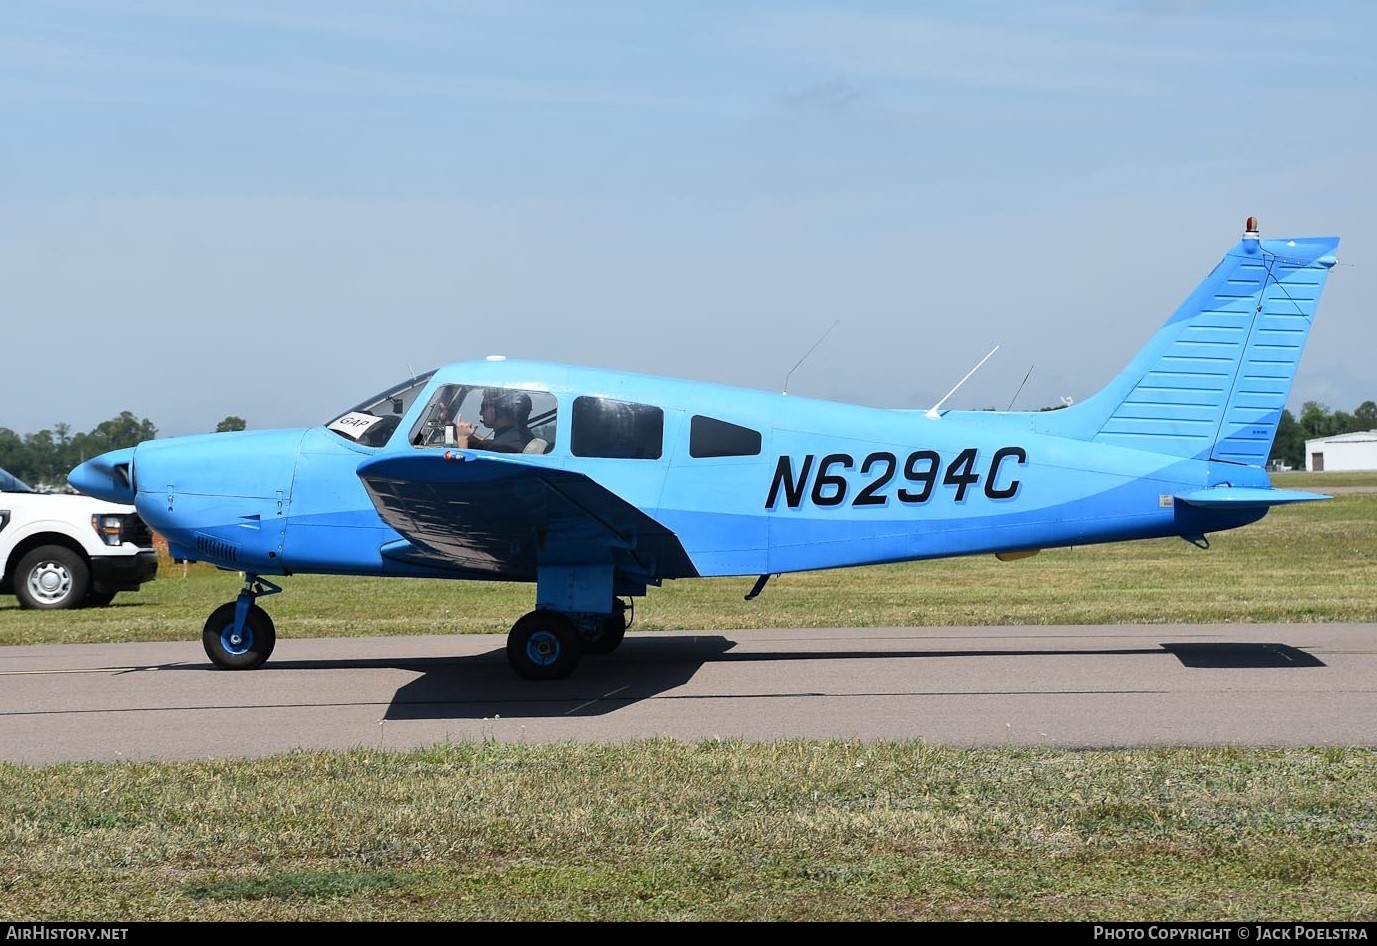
68,448 -> 137,504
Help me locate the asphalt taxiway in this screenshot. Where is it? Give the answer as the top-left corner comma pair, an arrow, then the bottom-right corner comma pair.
2,623 -> 1374,764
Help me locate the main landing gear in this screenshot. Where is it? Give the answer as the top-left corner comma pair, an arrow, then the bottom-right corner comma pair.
199,573 -> 630,680
506,598 -> 630,680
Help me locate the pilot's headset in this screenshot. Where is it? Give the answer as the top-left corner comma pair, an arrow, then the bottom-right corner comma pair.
486,390 -> 533,426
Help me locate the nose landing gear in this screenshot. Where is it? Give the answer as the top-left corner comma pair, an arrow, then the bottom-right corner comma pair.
202,575 -> 282,670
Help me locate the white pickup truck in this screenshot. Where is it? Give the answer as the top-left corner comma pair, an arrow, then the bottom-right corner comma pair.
0,466 -> 158,609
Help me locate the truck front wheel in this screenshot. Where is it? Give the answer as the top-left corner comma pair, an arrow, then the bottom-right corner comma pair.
15,546 -> 91,610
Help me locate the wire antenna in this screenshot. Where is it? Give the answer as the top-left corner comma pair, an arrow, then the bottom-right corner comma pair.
783,320 -> 840,395
1006,364 -> 1034,411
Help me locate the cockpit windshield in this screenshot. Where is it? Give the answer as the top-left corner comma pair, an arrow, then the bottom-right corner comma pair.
325,370 -> 436,447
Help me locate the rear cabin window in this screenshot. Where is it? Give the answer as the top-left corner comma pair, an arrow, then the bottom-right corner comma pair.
571,397 -> 664,459
689,415 -> 762,458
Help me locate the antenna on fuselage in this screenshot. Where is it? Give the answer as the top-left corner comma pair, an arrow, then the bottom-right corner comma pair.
926,345 -> 999,419
1006,364 -> 1034,411
782,319 -> 840,395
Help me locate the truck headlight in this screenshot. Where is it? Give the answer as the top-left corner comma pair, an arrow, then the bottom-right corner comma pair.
92,514 -> 125,546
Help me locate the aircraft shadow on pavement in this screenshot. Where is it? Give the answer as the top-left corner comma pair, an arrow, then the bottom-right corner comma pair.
1159,642 -> 1324,668
174,636 -> 1324,721
247,636 -> 1323,722
157,637 -> 1324,721
703,641 -> 1322,669
380,635 -> 739,720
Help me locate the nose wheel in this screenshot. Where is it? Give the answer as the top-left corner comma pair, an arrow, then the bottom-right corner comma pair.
203,601 -> 277,670
201,575 -> 282,670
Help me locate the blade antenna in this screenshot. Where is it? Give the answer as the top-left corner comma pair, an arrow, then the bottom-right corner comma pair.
926,345 -> 998,419
783,320 -> 840,395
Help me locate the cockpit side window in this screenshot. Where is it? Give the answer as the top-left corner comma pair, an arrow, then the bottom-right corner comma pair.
326,370 -> 436,447
410,384 -> 558,454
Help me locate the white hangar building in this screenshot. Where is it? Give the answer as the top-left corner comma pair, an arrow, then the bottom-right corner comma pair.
1305,431 -> 1377,472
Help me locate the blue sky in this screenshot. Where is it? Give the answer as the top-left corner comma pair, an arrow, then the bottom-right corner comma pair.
3,0 -> 1373,437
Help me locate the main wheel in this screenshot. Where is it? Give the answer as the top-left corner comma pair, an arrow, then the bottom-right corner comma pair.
507,610 -> 582,680
579,599 -> 628,655
15,546 -> 90,610
202,601 -> 277,670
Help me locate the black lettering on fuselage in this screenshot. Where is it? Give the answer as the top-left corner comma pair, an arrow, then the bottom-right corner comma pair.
854,453 -> 896,506
985,446 -> 1027,499
811,453 -> 852,506
765,446 -> 1027,509
898,450 -> 940,503
766,454 -> 814,509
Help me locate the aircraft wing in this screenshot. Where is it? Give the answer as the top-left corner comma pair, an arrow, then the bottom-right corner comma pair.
355,451 -> 698,583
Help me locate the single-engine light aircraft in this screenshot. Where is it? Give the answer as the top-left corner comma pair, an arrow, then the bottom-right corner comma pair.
70,218 -> 1340,680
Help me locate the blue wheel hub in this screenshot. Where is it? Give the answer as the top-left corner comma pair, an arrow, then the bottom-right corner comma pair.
524,630 -> 562,667
220,625 -> 253,656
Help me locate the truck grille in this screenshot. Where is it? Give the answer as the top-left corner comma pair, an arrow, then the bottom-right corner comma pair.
121,513 -> 155,548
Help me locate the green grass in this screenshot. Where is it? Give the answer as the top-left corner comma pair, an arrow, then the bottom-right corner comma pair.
2,481 -> 1375,921
1271,470 -> 1377,488
3,743 -> 1374,921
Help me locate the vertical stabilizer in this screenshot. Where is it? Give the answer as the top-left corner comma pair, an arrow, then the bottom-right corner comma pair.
1039,218 -> 1339,465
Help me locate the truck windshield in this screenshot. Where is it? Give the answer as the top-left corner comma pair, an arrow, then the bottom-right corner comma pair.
0,468 -> 35,493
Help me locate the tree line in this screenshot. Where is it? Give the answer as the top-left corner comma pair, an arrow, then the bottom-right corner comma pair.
0,414 -> 244,489
1,401 -> 1372,490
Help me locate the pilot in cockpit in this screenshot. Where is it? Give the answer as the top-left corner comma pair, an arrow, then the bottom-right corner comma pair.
454,389 -> 536,453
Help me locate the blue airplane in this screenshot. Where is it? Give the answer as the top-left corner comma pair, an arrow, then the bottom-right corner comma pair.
69,218 -> 1340,680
